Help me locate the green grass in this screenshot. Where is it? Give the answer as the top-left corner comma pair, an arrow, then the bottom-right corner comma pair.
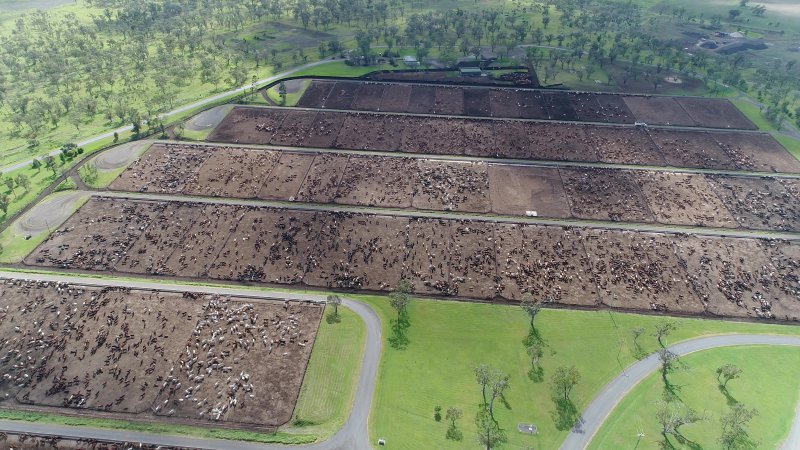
731,99 -> 779,132
363,297 -> 800,450
287,305 -> 366,438
775,135 -> 800,161
0,409 -> 315,444
289,61 -> 395,78
589,346 -> 800,450
265,80 -> 310,107
0,191 -> 90,264
53,177 -> 76,192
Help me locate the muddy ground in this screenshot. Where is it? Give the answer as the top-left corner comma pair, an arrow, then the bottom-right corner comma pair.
23,197 -> 800,321
294,80 -> 752,129
0,279 -> 322,429
207,108 -> 795,172
109,143 -> 800,229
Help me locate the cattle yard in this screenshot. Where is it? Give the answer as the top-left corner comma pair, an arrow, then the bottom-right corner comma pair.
0,279 -> 322,430
107,142 -> 800,231
293,80 -> 754,129
2,76 -> 799,435
20,196 -> 800,321
207,107 -> 800,173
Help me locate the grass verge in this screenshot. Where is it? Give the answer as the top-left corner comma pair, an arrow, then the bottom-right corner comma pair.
286,304 -> 367,439
731,99 -> 779,132
0,409 -> 316,444
0,192 -> 90,264
589,346 -> 800,450
775,134 -> 800,161
362,296 -> 800,450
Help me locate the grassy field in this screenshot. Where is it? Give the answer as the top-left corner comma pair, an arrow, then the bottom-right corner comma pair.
362,296 -> 800,450
775,135 -> 800,160
0,191 -> 89,264
590,346 -> 800,450
731,99 -> 780,132
287,305 -> 367,439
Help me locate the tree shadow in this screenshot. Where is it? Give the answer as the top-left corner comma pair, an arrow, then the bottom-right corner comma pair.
551,397 -> 579,431
388,318 -> 410,350
718,384 -> 739,406
522,326 -> 545,347
662,380 -> 684,404
672,433 -> 703,450
528,366 -> 544,383
500,392 -> 512,411
325,311 -> 341,324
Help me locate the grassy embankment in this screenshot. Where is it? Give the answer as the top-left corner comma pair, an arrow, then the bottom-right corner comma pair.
590,345 -> 800,450
361,296 -> 800,450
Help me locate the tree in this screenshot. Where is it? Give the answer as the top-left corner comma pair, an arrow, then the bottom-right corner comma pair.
45,156 -> 57,176
31,158 -> 41,171
716,364 -> 742,388
0,193 -> 9,216
519,293 -> 543,328
658,348 -> 682,385
488,371 -> 510,419
527,343 -> 544,381
728,9 -> 742,21
278,81 -> 288,105
113,131 -> 119,143
653,320 -> 676,347
475,364 -> 492,405
327,294 -> 342,317
14,174 -> 30,193
434,405 -> 442,421
719,403 -> 758,449
81,164 -> 98,186
389,279 -> 412,322
445,407 -> 463,441
656,401 -> 705,444
4,178 -> 15,198
475,406 -> 507,450
551,366 -> 580,402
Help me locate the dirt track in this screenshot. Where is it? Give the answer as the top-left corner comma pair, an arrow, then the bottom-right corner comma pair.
12,191 -> 89,236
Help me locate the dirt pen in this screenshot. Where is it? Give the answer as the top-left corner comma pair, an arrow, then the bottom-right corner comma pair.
109,142 -> 800,230
206,107 -> 796,173
22,197 -> 800,321
291,79 -> 755,129
0,279 -> 322,430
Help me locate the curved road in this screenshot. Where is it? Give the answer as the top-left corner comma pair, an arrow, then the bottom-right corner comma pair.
0,271 -> 380,450
561,334 -> 800,450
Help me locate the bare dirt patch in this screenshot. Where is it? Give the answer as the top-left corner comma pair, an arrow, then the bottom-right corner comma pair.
379,84 -> 412,112
352,83 -> 386,111
207,107 -> 288,144
675,97 -> 756,130
296,80 -> 334,108
710,132 -> 800,173
623,96 -> 695,126
488,165 -> 570,217
323,81 -> 359,110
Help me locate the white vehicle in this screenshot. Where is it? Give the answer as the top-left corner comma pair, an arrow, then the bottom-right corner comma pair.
634,121 -> 648,127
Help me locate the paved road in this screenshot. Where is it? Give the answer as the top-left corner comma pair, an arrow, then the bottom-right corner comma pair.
0,59 -> 335,173
783,395 -> 800,450
562,334 -> 800,450
0,271 -> 381,450
95,190 -> 800,241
